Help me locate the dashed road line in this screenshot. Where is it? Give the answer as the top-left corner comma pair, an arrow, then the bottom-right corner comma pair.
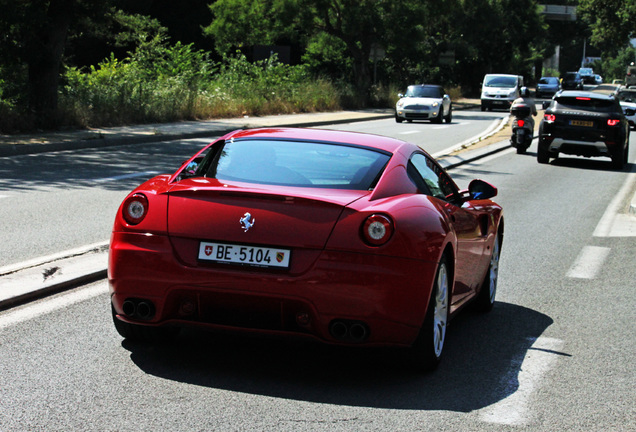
566,246 -> 611,279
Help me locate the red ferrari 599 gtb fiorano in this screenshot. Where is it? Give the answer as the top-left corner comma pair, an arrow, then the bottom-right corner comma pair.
109,127 -> 504,371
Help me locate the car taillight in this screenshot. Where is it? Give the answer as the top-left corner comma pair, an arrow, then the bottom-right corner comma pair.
362,214 -> 394,246
122,193 -> 149,225
607,119 -> 620,126
544,114 -> 556,122
517,119 -> 525,128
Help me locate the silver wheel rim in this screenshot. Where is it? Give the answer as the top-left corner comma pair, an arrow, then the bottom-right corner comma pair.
433,264 -> 449,357
488,237 -> 500,303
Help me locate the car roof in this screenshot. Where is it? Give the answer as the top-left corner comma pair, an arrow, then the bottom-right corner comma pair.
223,127 -> 417,154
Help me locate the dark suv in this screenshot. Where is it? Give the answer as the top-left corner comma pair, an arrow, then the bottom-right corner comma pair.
538,91 -> 630,169
561,72 -> 584,90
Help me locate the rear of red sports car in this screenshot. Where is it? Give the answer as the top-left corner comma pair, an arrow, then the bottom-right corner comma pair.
109,128 -> 503,369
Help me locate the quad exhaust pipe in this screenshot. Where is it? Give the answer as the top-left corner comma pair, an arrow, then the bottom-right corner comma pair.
122,298 -> 155,320
329,319 -> 369,343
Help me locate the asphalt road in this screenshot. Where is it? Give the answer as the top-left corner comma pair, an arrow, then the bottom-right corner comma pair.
1,113 -> 635,430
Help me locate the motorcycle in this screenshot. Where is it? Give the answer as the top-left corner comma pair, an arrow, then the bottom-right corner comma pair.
510,104 -> 534,154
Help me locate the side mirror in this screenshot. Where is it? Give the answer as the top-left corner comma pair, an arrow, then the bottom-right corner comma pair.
179,156 -> 204,179
468,179 -> 497,200
398,93 -> 404,98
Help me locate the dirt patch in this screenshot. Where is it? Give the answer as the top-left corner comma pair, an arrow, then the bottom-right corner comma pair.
450,108 -> 544,156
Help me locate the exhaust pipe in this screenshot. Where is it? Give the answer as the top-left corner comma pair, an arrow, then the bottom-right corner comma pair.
330,321 -> 349,339
121,298 -> 155,320
122,300 -> 136,317
329,320 -> 369,343
136,301 -> 155,320
349,323 -> 368,342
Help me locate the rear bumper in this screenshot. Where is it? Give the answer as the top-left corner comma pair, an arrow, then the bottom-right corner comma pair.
109,232 -> 439,347
547,137 -> 612,156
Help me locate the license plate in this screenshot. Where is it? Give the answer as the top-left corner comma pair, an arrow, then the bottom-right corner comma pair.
570,119 -> 594,127
198,242 -> 291,268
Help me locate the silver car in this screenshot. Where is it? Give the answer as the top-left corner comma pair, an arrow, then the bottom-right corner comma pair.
395,84 -> 452,123
617,88 -> 636,129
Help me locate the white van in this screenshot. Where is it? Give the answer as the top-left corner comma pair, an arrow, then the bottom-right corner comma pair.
480,74 -> 524,111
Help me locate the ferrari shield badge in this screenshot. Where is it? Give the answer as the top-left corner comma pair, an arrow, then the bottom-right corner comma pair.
240,212 -> 255,232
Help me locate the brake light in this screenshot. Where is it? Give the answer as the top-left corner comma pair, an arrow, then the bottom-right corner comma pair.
517,119 -> 525,128
122,193 -> 149,225
576,97 -> 591,101
544,114 -> 556,122
607,119 -> 620,126
362,214 -> 394,246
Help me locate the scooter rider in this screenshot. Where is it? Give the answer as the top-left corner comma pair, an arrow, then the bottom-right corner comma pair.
510,87 -> 537,132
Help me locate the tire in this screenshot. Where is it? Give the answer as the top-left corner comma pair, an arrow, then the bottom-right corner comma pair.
112,305 -> 179,343
611,145 -> 626,170
444,105 -> 452,123
432,107 -> 444,124
475,232 -> 501,312
537,140 -> 550,164
516,146 -> 526,155
409,256 -> 450,371
612,139 -> 629,170
395,114 -> 404,123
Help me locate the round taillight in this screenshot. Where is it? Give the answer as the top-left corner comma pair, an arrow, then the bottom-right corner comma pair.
544,113 -> 556,122
517,119 -> 525,128
362,214 -> 394,246
123,193 -> 148,225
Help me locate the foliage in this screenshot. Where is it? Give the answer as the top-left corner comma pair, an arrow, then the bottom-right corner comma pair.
587,47 -> 636,81
58,46 -> 340,128
579,0 -> 636,52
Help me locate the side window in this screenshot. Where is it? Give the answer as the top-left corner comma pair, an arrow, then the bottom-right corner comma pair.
408,153 -> 458,201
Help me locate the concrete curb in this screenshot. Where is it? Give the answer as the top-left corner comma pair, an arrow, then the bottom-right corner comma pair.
0,110 -> 397,158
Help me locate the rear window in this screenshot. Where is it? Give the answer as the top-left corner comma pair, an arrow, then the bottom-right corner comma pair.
198,139 -> 391,190
539,77 -> 557,84
555,96 -> 615,111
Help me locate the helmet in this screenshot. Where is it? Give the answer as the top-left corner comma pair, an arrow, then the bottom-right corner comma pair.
520,86 -> 530,97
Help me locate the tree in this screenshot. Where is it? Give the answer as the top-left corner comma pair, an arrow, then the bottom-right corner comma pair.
0,0 -> 114,127
204,0 -> 454,96
579,0 -> 636,53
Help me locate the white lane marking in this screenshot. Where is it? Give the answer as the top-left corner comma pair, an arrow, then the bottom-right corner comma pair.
399,130 -> 420,135
593,171 -> 636,237
566,246 -> 611,279
0,283 -> 108,330
0,195 -> 8,199
479,337 -> 564,426
94,171 -> 159,183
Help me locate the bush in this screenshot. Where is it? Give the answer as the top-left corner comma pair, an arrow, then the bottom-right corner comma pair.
58,47 -> 342,129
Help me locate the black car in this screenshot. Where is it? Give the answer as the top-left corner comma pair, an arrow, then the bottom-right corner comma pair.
538,91 -> 630,169
561,72 -> 584,90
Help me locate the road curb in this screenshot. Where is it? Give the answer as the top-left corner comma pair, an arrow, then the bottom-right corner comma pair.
0,111 -> 396,158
